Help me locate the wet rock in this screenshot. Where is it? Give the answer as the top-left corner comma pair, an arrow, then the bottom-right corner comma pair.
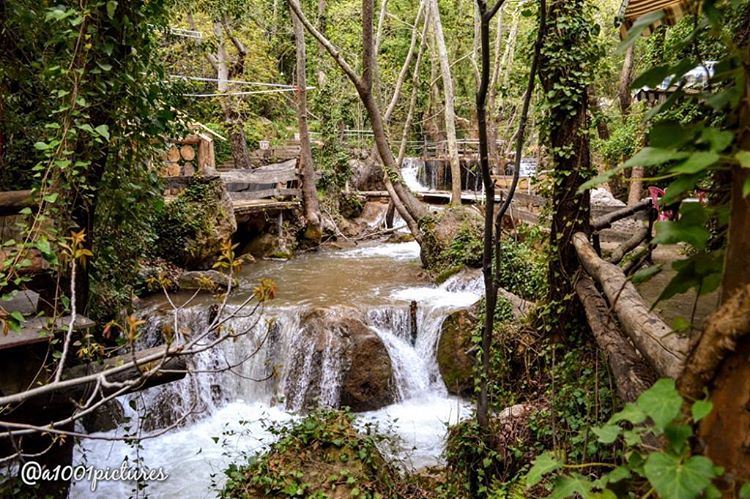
178,270 -> 236,291
0,289 -> 39,315
81,399 -> 125,433
340,322 -> 394,411
437,305 -> 478,396
286,307 -> 395,412
350,156 -> 385,191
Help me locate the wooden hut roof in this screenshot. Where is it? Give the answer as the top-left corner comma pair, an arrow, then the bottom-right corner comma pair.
617,0 -> 689,38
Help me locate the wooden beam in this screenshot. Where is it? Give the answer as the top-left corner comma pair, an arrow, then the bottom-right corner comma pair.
0,316 -> 95,351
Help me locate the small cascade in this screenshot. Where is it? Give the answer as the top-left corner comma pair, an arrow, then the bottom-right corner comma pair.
73,245 -> 487,497
401,157 -> 430,192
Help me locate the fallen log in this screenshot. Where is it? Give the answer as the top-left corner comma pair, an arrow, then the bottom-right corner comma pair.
608,225 -> 649,265
575,275 -> 655,401
677,284 -> 750,401
0,190 -> 34,216
573,232 -> 688,378
591,198 -> 652,231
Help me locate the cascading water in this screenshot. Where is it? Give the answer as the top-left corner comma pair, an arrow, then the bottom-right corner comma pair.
71,242 -> 483,497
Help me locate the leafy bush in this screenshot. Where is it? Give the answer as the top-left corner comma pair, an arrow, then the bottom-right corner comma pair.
526,379 -> 729,499
220,410 -> 401,498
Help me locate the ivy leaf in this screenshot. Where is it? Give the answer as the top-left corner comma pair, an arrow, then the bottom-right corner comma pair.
662,174 -> 701,206
106,1 -> 118,19
95,124 -> 110,140
610,402 -> 647,425
631,64 -> 673,89
664,423 -> 693,453
526,451 -> 563,487
736,151 -> 750,168
649,122 -> 701,149
671,151 -> 720,174
623,147 -> 690,169
653,203 -> 710,250
644,453 -> 717,499
550,473 -> 593,499
592,424 -> 621,444
701,128 -> 733,152
606,466 -> 632,484
655,251 -> 724,303
691,400 -> 713,422
637,379 -> 683,432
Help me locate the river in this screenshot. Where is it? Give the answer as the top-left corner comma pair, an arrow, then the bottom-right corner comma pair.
71,241 -> 482,498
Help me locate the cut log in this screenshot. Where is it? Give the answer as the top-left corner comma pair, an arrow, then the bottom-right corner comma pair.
608,225 -> 649,264
180,144 -> 196,161
591,198 -> 652,231
166,146 -> 181,162
573,232 -> 688,378
575,275 -> 654,402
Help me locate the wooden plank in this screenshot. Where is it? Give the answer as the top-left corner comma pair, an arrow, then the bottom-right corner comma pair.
232,200 -> 300,215
0,316 -> 96,351
230,188 -> 301,200
220,159 -> 298,187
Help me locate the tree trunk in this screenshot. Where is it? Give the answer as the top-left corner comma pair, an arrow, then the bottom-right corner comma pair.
618,45 -> 634,116
291,6 -> 322,243
538,1 -> 594,322
575,275 -> 654,402
693,47 -> 750,484
487,11 -> 504,172
286,0 -> 428,242
428,0 -> 462,205
573,232 -> 689,378
213,22 -> 252,170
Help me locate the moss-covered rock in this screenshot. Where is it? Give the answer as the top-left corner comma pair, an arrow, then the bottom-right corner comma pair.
221,411 -> 400,498
419,207 -> 483,275
437,305 -> 479,396
152,178 -> 236,269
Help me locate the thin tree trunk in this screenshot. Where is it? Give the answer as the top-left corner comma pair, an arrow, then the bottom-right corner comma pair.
397,18 -> 430,167
286,0 -> 428,242
618,45 -> 635,116
291,6 -> 322,242
487,11 -> 504,171
213,22 -> 252,170
428,0 -> 462,204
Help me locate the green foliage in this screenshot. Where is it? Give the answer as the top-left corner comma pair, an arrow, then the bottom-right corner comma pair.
220,410 -> 400,498
583,0 -> 749,305
150,177 -> 228,268
526,379 -> 725,498
496,233 -> 548,301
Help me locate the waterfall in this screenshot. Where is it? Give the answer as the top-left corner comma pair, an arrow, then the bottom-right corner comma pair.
72,247 -> 485,497
401,157 -> 429,192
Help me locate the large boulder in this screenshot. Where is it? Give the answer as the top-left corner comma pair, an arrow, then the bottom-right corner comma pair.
419,206 -> 484,277
437,305 -> 479,396
285,307 -> 395,412
350,155 -> 385,191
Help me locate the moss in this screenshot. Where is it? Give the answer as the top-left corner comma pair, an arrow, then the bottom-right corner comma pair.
221,410 -> 400,498
151,177 -> 235,268
437,307 -> 476,396
419,207 -> 484,276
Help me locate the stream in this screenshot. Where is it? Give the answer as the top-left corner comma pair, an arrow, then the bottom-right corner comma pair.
71,241 -> 483,498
